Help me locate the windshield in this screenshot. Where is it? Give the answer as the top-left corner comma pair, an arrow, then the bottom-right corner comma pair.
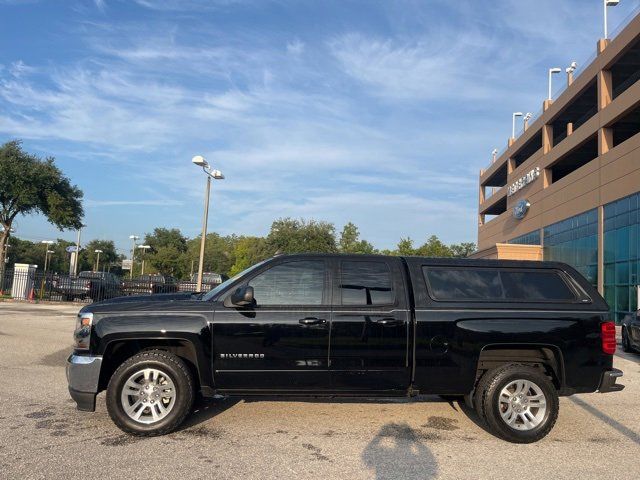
201,259 -> 270,301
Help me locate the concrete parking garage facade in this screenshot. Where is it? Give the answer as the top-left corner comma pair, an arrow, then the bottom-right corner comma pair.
474,13 -> 640,322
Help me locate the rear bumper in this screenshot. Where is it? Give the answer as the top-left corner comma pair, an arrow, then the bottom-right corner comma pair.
597,368 -> 625,393
66,354 -> 102,411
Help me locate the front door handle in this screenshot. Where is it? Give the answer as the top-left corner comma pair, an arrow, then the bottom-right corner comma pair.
374,318 -> 403,326
299,317 -> 327,326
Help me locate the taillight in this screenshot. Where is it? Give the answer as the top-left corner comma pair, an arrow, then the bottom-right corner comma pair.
601,322 -> 616,355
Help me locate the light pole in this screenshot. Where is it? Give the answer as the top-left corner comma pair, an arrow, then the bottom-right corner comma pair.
41,241 -> 54,273
94,249 -> 103,272
604,0 -> 620,40
566,61 -> 577,86
129,235 -> 139,279
512,112 -> 523,138
192,155 -> 225,293
548,67 -> 562,100
137,245 -> 151,275
40,240 -> 54,299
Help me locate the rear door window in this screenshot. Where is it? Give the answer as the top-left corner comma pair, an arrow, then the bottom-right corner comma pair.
423,267 -> 577,302
340,261 -> 394,306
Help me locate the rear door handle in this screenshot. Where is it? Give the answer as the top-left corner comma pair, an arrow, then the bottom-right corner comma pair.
299,317 -> 327,326
374,318 -> 403,326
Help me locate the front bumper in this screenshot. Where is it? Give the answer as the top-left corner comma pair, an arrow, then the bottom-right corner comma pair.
598,368 -> 625,393
66,354 -> 102,411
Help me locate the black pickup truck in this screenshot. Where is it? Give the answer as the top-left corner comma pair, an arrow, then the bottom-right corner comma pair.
66,254 -> 624,443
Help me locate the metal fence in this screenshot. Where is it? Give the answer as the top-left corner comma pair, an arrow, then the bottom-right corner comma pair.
0,269 -> 220,303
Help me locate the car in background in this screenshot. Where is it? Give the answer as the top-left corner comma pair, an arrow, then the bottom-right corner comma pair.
177,272 -> 228,293
53,271 -> 122,301
621,310 -> 640,353
122,274 -> 179,296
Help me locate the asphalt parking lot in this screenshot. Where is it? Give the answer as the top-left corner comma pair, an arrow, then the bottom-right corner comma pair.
0,302 -> 639,480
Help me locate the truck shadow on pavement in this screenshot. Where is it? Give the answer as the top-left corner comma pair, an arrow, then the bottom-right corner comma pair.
362,422 -> 438,480
177,397 -> 242,432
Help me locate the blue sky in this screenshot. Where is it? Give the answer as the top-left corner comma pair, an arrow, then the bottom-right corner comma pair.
2,0 -> 640,255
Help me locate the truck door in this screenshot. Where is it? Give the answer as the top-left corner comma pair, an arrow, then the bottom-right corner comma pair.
329,258 -> 410,391
212,258 -> 331,391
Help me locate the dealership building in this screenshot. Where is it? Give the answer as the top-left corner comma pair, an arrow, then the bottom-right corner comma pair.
474,12 -> 640,322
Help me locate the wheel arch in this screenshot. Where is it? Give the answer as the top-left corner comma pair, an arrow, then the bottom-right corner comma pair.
98,337 -> 212,395
475,344 -> 565,391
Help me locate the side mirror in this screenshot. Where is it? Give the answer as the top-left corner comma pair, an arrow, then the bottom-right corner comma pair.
229,285 -> 254,307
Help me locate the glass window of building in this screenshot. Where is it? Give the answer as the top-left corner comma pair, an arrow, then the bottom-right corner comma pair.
544,209 -> 598,287
604,193 -> 640,323
508,230 -> 541,245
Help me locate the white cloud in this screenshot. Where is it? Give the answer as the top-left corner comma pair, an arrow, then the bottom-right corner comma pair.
86,199 -> 185,207
9,60 -> 37,78
329,29 -> 501,101
286,39 -> 305,56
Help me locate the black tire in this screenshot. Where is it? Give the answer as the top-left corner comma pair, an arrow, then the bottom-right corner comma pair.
477,364 -> 558,443
106,350 -> 194,436
472,370 -> 493,422
622,327 -> 633,353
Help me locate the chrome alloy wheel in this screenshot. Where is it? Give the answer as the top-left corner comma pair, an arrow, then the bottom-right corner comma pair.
120,368 -> 177,424
498,379 -> 547,431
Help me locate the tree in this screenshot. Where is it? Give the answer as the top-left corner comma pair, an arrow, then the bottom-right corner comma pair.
184,233 -> 237,279
265,218 -> 337,254
79,239 -> 118,272
450,242 -> 476,258
338,222 -> 376,254
415,235 -> 453,258
143,228 -> 189,277
229,236 -> 269,276
0,141 -> 83,271
395,238 -> 416,256
144,228 -> 187,252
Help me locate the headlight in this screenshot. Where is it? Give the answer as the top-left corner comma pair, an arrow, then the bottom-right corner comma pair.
74,312 -> 93,350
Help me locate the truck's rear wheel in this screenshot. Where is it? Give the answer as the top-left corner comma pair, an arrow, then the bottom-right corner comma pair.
106,350 -> 194,436
476,364 -> 558,443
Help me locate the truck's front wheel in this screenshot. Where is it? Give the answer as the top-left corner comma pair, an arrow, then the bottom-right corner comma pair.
477,364 -> 558,443
106,350 -> 194,436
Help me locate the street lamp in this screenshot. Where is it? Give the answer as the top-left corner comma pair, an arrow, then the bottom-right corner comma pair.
566,61 -> 578,86
129,235 -> 139,279
548,67 -> 562,100
604,0 -> 620,40
137,245 -> 151,275
512,112 -> 523,138
39,240 -> 55,299
94,249 -> 103,272
192,155 -> 225,293
41,241 -> 54,274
